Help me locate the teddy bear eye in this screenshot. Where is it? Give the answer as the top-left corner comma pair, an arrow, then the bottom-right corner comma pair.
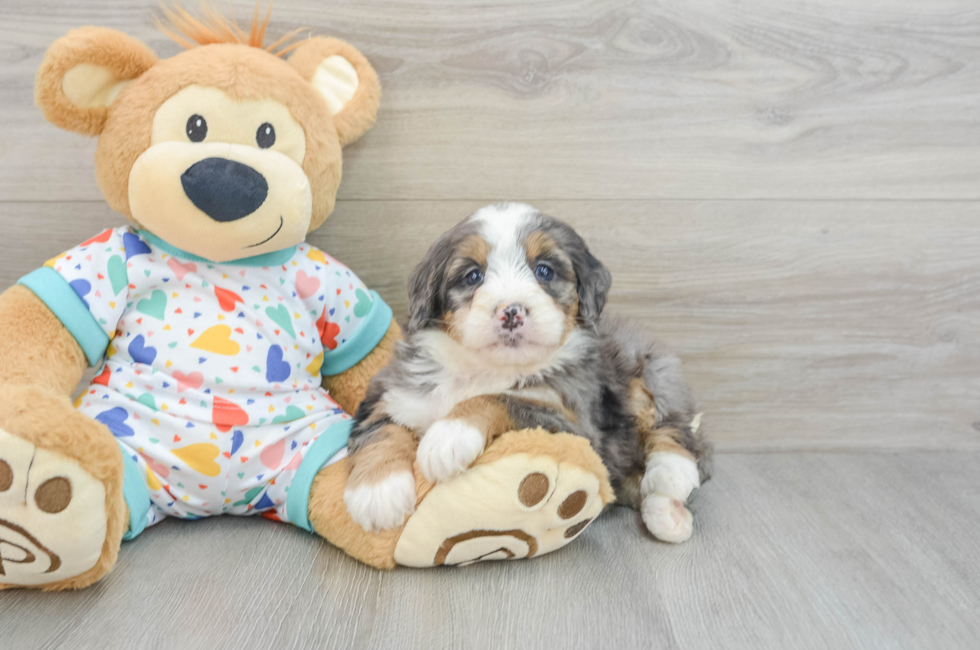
256,122 -> 276,148
186,114 -> 207,142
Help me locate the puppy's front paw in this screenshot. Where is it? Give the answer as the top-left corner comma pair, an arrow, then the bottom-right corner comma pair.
344,470 -> 416,533
641,452 -> 700,503
417,419 -> 486,483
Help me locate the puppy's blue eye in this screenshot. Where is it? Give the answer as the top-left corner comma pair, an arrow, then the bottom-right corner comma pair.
465,269 -> 484,286
535,264 -> 554,282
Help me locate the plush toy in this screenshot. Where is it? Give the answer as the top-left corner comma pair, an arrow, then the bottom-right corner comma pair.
0,6 -> 611,590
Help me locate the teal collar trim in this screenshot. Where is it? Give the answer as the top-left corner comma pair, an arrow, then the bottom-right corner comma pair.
136,230 -> 298,267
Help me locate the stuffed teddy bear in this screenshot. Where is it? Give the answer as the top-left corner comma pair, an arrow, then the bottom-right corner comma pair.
0,6 -> 612,590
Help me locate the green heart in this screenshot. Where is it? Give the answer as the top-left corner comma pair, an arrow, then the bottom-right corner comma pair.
265,304 -> 295,338
272,405 -> 305,424
107,255 -> 128,296
136,290 -> 167,320
353,288 -> 372,318
251,365 -> 261,372
149,438 -> 160,444
236,472 -> 245,480
233,486 -> 262,507
136,393 -> 158,412
215,377 -> 223,384
168,342 -> 178,348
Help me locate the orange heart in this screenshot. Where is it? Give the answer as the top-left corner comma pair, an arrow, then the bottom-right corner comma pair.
214,286 -> 244,312
213,396 -> 249,432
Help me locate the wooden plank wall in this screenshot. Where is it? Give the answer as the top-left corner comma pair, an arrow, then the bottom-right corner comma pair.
1,0 -> 977,451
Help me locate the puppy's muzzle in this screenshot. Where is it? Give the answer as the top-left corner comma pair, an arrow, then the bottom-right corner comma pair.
181,157 -> 269,222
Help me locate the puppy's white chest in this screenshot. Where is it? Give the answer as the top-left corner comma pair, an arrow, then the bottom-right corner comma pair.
383,373 -> 518,431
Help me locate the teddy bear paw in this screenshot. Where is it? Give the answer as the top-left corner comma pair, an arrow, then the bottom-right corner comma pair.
0,428 -> 110,587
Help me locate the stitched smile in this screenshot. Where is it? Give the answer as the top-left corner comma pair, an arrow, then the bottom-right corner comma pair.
246,216 -> 283,248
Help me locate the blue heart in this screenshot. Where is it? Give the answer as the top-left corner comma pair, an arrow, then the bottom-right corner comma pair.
231,430 -> 244,456
69,279 -> 91,308
254,492 -> 275,510
95,407 -> 134,437
128,334 -> 156,365
123,232 -> 151,259
266,345 -> 291,382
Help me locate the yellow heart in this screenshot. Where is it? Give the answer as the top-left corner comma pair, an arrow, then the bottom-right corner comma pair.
151,418 -> 160,425
163,325 -> 171,331
73,395 -> 83,408
307,249 -> 327,264
146,467 -> 162,491
217,314 -> 225,321
268,405 -> 275,412
125,381 -> 134,388
255,440 -> 261,448
172,292 -> 179,298
306,352 -> 323,375
344,300 -> 350,309
161,403 -> 169,411
109,301 -> 116,309
210,432 -> 217,440
173,443 -> 222,477
190,325 -> 240,356
166,360 -> 173,368
107,343 -> 117,358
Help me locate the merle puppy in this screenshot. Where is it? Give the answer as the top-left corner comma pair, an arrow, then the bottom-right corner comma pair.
343,203 -> 710,542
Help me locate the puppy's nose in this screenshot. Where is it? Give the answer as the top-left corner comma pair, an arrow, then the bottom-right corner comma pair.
498,303 -> 526,332
181,157 -> 268,222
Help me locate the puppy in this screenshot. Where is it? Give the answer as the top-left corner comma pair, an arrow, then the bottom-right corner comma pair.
343,203 -> 711,542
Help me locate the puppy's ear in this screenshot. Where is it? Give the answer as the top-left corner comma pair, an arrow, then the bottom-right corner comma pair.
571,244 -> 612,326
289,37 -> 381,147
407,238 -> 451,334
35,27 -> 157,136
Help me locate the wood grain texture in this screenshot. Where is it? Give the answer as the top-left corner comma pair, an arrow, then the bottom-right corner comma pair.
1,452 -> 977,650
2,0 -> 980,200
2,200 -> 976,451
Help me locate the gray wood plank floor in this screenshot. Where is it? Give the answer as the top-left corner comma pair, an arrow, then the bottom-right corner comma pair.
3,453 -> 978,650
0,1 -> 978,648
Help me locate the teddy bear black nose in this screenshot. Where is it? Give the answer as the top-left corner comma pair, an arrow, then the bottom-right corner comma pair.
181,157 -> 269,222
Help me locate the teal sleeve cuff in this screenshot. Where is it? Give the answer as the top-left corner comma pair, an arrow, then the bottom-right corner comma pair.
18,267 -> 110,367
118,444 -> 151,541
321,291 -> 394,377
286,420 -> 353,532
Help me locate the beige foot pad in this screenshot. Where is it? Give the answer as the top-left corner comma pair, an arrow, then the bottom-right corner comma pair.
394,429 -> 612,567
0,429 -> 108,586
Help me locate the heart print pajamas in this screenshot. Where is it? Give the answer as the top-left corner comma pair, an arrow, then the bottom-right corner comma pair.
18,227 -> 392,538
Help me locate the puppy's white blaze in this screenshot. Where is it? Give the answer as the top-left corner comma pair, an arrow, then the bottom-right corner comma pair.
641,452 -> 700,503
343,470 -> 416,533
641,493 -> 694,544
458,203 -> 568,366
417,418 -> 486,483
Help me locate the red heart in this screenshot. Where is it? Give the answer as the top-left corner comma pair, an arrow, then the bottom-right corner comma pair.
93,366 -> 111,386
81,229 -> 113,246
214,286 -> 244,312
173,434 -> 181,442
213,396 -> 249,432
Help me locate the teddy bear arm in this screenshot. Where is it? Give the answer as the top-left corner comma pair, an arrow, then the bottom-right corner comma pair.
321,317 -> 401,415
0,285 -> 88,395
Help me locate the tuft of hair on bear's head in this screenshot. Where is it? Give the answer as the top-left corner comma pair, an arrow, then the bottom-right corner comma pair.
155,1 -> 306,57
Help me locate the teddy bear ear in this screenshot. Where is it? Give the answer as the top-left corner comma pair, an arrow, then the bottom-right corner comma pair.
288,37 -> 381,147
35,27 -> 157,137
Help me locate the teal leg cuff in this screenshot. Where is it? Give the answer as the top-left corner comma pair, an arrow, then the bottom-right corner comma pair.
286,420 -> 353,532
118,444 -> 151,541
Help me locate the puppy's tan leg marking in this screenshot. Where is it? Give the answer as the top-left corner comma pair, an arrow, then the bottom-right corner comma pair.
640,427 -> 699,544
344,424 -> 418,532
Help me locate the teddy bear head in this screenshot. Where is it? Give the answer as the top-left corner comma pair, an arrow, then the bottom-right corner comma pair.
34,5 -> 380,262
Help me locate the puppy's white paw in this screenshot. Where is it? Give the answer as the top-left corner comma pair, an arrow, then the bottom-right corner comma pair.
417,419 -> 486,483
344,470 -> 416,533
641,452 -> 700,503
642,493 -> 694,544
